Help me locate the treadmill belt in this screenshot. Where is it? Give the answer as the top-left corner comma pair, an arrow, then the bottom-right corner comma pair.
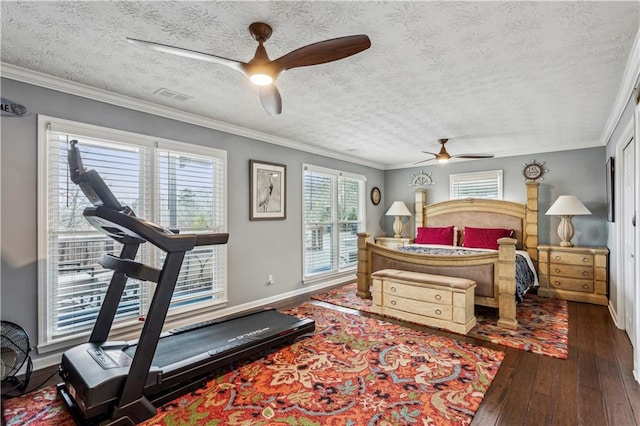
124,310 -> 307,367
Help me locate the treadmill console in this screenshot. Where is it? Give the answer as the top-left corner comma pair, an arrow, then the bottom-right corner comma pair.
67,140 -> 127,212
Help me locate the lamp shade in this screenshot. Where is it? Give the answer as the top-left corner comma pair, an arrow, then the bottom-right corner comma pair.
545,195 -> 591,216
386,201 -> 412,217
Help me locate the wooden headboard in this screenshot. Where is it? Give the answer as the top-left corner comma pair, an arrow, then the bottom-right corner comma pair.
413,182 -> 540,263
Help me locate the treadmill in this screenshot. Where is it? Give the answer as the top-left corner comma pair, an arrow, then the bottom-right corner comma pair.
57,141 -> 315,425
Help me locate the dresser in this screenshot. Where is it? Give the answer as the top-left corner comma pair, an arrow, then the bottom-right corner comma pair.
374,237 -> 413,249
537,245 -> 609,305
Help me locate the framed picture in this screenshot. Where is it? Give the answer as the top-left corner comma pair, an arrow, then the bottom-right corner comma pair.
250,160 -> 286,220
606,156 -> 614,222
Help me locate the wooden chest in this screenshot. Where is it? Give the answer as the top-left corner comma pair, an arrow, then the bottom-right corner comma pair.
370,269 -> 476,334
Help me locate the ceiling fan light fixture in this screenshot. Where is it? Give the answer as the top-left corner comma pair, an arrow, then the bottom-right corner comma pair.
128,22 -> 371,114
249,73 -> 274,86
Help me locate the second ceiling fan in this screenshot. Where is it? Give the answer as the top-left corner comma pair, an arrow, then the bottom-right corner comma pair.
416,139 -> 495,164
127,22 -> 371,115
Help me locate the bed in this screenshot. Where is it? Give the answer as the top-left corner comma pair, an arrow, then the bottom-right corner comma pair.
357,183 -> 540,329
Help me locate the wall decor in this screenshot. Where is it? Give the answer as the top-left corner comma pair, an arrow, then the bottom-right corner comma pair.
250,160 -> 286,220
0,97 -> 30,117
370,187 -> 381,205
409,170 -> 435,186
606,156 -> 614,222
521,160 -> 548,181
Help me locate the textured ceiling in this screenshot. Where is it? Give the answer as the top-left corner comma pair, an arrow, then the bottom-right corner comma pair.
1,1 -> 638,169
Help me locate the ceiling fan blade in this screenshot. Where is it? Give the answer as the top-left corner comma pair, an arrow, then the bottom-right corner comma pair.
273,35 -> 371,72
413,158 -> 435,165
451,154 -> 495,159
421,151 -> 438,156
127,38 -> 248,76
259,85 -> 282,115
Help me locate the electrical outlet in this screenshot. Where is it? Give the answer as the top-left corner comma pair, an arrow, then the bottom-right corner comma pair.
267,275 -> 274,285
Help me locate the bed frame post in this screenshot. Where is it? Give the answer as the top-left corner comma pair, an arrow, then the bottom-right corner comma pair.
414,189 -> 426,235
497,237 -> 518,329
525,182 -> 539,267
357,232 -> 372,298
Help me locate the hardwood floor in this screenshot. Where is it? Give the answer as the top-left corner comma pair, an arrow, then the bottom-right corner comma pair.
3,298 -> 639,425
471,301 -> 639,425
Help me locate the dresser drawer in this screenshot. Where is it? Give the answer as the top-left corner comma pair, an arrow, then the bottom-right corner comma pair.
386,296 -> 453,320
549,264 -> 593,279
549,276 -> 594,293
383,281 -> 452,305
549,251 -> 593,267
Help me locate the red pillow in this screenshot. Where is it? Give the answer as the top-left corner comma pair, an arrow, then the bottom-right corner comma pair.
463,227 -> 514,250
415,226 -> 456,245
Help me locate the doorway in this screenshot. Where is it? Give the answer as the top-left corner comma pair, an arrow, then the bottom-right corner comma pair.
622,137 -> 636,344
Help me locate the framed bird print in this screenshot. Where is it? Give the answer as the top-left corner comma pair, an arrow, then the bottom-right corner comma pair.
250,160 -> 286,220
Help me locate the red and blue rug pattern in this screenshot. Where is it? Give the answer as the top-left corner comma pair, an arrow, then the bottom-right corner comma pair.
311,283 -> 569,359
3,303 -> 504,425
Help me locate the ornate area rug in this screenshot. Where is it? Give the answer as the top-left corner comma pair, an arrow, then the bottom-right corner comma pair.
3,303 -> 503,425
312,283 -> 568,359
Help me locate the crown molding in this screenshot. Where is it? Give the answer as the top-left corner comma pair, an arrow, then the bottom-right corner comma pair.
0,63 -> 385,170
601,27 -> 640,146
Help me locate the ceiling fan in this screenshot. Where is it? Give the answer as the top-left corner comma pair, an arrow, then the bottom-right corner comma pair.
127,22 -> 371,115
416,139 -> 495,164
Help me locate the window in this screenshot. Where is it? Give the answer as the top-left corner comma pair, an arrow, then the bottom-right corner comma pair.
37,116 -> 226,349
302,164 -> 365,281
450,170 -> 503,200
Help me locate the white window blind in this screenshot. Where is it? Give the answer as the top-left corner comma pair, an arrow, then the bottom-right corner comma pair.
303,165 -> 365,280
155,146 -> 226,310
450,170 -> 503,200
38,117 -> 227,348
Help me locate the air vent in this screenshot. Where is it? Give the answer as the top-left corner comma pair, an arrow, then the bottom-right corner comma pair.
153,88 -> 192,102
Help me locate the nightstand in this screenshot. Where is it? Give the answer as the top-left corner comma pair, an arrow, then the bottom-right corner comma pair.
537,245 -> 608,305
374,237 -> 414,249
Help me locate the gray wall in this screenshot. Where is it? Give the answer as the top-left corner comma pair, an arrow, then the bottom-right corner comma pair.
382,148 -> 608,247
0,78 -> 385,359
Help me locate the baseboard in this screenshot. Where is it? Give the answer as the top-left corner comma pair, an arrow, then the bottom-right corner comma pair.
608,301 -> 624,330
20,275 -> 355,375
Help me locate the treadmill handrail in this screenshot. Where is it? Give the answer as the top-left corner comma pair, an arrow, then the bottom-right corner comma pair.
85,206 -> 229,253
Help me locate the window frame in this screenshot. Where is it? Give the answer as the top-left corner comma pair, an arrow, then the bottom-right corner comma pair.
301,164 -> 366,284
37,115 -> 228,352
449,169 -> 503,200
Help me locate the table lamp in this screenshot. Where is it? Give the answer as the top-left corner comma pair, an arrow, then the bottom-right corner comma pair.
386,201 -> 412,238
545,195 -> 591,247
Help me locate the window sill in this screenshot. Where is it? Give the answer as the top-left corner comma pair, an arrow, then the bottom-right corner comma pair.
303,268 -> 356,287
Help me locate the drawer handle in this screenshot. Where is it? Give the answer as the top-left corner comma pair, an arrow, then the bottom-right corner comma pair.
435,294 -> 442,301
554,268 -> 561,273
391,300 -> 396,305
582,271 -> 589,276
555,255 -> 562,260
554,281 -> 561,286
391,286 -> 397,292
581,284 -> 589,289
435,309 -> 442,316
582,257 -> 589,263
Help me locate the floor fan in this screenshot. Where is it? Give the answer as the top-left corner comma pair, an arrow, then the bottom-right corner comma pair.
1,320 -> 32,395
